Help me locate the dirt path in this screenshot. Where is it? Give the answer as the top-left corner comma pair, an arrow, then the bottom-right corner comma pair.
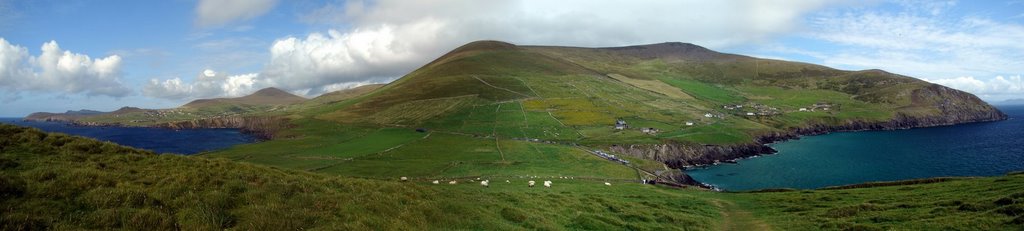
473,75 -> 532,97
711,199 -> 772,231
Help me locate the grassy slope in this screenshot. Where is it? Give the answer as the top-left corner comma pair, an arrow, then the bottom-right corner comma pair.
717,176 -> 1024,230
0,124 -> 719,230
203,41 -> 937,182
303,41 -> 976,149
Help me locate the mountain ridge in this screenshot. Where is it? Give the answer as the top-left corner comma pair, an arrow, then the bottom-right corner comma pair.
181,87 -> 307,108
308,40 -> 1005,170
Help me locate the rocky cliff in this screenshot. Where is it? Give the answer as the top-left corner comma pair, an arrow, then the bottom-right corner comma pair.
152,116 -> 291,140
71,116 -> 291,140
611,84 -> 1008,169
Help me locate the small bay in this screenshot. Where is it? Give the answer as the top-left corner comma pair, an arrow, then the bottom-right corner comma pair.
687,105 -> 1024,191
1,118 -> 256,155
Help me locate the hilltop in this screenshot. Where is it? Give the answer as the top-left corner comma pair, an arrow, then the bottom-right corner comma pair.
181,87 -> 307,108
276,40 -> 1005,169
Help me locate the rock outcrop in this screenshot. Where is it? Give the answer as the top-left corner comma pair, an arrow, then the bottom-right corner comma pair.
69,116 -> 291,140
150,116 -> 291,140
612,84 -> 1008,170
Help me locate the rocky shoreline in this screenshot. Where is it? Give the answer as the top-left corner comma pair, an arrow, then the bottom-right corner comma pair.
609,110 -> 1008,187
614,84 -> 1010,179
613,111 -> 1008,170
47,116 -> 291,141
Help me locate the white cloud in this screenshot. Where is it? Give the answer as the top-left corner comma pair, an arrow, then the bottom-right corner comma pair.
924,76 -> 1024,100
195,0 -> 278,28
804,3 -> 1024,79
0,38 -> 131,97
259,20 -> 446,95
142,69 -> 258,100
143,78 -> 191,100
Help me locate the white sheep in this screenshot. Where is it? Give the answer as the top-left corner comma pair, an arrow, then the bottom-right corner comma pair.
528,180 -> 536,187
481,180 -> 489,187
543,181 -> 552,188
400,177 -> 408,181
604,182 -> 612,186
505,180 -> 510,183
449,180 -> 457,185
432,180 -> 440,184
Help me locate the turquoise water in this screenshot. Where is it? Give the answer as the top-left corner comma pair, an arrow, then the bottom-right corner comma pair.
1,118 -> 256,155
687,105 -> 1024,191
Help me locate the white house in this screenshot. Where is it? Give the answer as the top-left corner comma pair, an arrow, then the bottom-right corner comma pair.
799,108 -> 808,112
746,112 -> 755,116
685,121 -> 694,126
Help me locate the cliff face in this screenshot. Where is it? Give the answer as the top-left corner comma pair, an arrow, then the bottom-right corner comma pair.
152,116 -> 290,140
612,84 -> 1008,169
24,111 -> 101,122
72,116 -> 290,140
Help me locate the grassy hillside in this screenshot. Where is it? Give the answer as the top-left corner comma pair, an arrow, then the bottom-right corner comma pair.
180,87 -> 307,109
0,124 -> 721,230
301,41 -> 1000,148
5,124 -> 1023,230
200,41 -> 1003,182
719,176 -> 1024,230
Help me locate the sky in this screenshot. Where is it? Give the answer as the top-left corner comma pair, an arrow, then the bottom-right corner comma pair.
1,0 -> 1022,117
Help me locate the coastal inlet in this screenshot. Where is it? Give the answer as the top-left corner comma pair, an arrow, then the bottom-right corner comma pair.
685,105 -> 1024,191
0,118 -> 257,155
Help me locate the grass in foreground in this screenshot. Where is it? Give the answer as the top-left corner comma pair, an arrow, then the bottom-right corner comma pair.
717,176 -> 1024,230
0,124 -> 720,230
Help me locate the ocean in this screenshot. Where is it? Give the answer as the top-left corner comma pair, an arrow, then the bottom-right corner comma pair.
686,105 -> 1024,191
0,118 -> 256,155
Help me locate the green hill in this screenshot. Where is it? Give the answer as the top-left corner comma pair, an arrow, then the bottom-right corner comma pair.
0,124 -> 720,230
181,87 -> 307,109
206,40 -> 1004,180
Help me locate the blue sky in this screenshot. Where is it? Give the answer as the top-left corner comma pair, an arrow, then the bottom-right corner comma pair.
1,0 -> 1022,117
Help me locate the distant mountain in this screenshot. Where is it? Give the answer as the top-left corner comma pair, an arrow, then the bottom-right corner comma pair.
24,107 -> 156,122
24,88 -> 311,125
63,109 -> 105,115
306,84 -> 385,105
182,87 -> 307,108
997,98 -> 1024,105
25,109 -> 108,121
